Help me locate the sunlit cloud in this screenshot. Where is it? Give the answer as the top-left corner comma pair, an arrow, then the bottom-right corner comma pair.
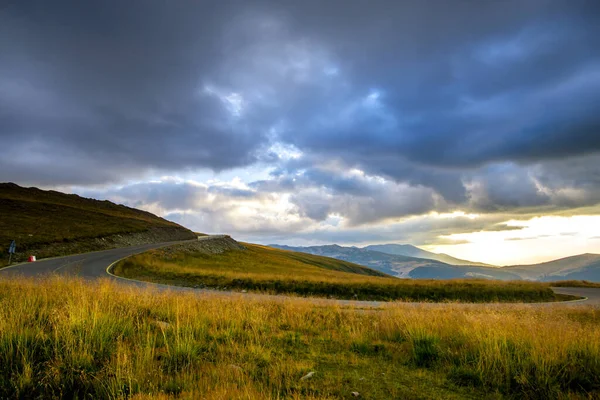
434,215 -> 600,265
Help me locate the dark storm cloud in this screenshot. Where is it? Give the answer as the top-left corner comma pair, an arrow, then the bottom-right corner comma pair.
1,0 -> 599,219
0,0 -> 271,184
251,1 -> 600,166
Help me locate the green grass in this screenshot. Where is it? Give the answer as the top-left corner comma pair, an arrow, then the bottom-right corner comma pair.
113,243 -> 571,303
0,183 -> 194,264
0,277 -> 598,399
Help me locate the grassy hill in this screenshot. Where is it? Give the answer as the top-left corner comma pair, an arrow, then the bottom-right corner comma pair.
0,182 -> 196,264
113,238 -> 567,302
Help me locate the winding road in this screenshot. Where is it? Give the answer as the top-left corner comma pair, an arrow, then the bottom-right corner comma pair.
1,240 -> 599,307
0,241 -> 195,280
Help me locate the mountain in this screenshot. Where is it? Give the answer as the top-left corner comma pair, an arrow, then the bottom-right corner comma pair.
270,244 -> 600,282
503,253 -> 600,281
363,244 -> 494,267
408,265 -> 521,280
269,244 -> 518,280
271,244 -> 446,277
0,182 -> 196,263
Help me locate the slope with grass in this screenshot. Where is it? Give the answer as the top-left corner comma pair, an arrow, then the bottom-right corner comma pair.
0,277 -> 598,399
113,239 -> 567,302
0,182 -> 196,264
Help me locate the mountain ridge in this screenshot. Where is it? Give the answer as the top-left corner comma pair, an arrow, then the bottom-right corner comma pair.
270,243 -> 600,282
363,243 -> 494,267
503,253 -> 600,281
268,244 -> 518,279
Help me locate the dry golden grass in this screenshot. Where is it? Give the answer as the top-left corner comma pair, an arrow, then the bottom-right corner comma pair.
0,276 -> 598,399
114,244 -> 568,302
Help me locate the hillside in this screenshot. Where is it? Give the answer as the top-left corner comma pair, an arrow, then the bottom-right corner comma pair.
114,239 -> 563,302
0,183 -> 196,264
114,239 -> 390,285
504,253 -> 600,281
119,237 -> 389,279
364,244 -> 494,267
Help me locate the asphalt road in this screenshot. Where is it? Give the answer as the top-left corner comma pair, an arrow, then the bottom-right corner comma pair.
1,240 -> 599,307
0,240 -> 195,280
550,287 -> 600,306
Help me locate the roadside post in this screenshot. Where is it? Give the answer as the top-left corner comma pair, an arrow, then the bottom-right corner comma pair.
8,240 -> 16,264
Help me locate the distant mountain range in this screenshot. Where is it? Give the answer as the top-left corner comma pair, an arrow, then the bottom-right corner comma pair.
271,244 -> 451,277
269,243 -> 600,282
504,253 -> 600,281
363,244 -> 494,267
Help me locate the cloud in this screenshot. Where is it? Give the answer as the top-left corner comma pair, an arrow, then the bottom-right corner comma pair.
79,178 -> 309,236
78,178 -> 523,246
1,0 -> 600,252
2,2 -> 599,183
0,1 -> 273,185
481,224 -> 525,232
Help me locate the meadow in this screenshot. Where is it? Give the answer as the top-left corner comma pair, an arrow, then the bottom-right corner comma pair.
113,244 -> 572,303
0,277 -> 598,399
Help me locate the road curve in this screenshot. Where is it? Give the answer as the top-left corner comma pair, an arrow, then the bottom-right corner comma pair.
0,240 -> 197,280
550,286 -> 600,306
1,240 -> 599,307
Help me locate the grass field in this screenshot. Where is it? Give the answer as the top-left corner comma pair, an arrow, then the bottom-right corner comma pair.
113,243 -> 571,303
0,277 -> 598,399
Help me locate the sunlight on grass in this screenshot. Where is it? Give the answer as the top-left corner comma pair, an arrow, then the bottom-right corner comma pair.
113,244 -> 569,302
0,277 -> 598,399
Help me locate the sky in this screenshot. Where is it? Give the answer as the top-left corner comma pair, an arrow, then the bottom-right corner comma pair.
1,0 -> 600,265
